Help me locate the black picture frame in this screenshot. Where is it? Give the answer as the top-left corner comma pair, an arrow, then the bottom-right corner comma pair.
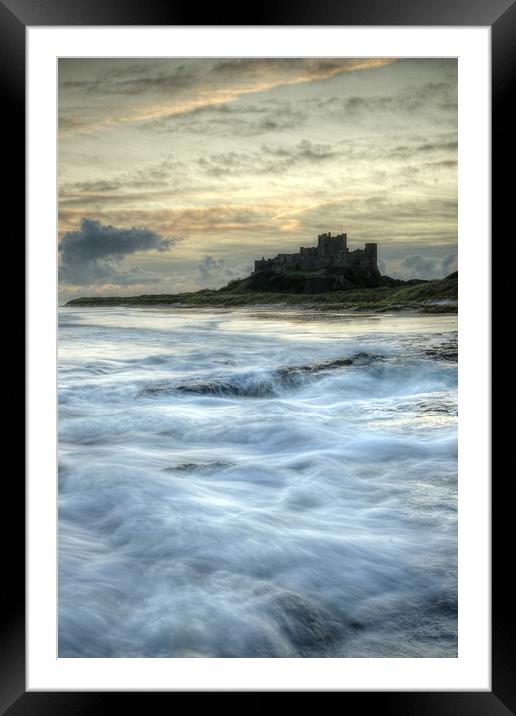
6,0 -> 511,710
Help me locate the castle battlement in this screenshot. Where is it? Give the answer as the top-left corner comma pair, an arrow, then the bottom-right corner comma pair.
254,233 -> 378,275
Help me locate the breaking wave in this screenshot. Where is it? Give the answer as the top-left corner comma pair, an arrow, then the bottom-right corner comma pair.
141,353 -> 377,398
58,308 -> 458,657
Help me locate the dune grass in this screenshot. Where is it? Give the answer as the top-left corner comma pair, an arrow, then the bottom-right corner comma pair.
66,275 -> 457,313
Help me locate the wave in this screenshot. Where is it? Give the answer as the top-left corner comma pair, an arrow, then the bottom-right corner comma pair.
141,352 -> 379,398
58,307 -> 458,657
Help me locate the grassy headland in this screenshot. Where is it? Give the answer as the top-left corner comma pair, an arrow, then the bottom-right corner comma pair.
66,270 -> 457,313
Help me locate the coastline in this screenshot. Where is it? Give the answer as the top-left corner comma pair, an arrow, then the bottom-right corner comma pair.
64,275 -> 458,314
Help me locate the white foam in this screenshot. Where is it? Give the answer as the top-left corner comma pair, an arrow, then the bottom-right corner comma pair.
58,307 -> 457,657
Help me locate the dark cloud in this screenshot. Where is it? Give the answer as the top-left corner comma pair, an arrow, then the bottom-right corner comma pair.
59,218 -> 178,285
60,218 -> 174,261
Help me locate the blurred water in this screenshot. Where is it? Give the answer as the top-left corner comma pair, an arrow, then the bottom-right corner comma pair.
58,307 -> 457,657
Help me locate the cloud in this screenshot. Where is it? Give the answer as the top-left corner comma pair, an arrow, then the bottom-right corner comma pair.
59,218 -> 178,285
60,155 -> 187,198
193,133 -> 458,180
197,139 -> 340,178
387,138 -> 458,160
197,255 -> 252,287
393,250 -> 458,281
210,58 -> 394,80
58,132 -> 458,220
428,159 -> 458,169
342,81 -> 456,116
268,139 -> 337,161
58,184 -> 458,253
400,255 -> 438,279
140,100 -> 308,137
58,205 -> 274,239
59,116 -> 90,132
137,75 -> 456,139
273,192 -> 457,250
59,57 -> 397,135
60,60 -> 198,96
441,253 -> 457,276
61,58 -> 395,98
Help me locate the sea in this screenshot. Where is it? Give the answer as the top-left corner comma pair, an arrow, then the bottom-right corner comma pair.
58,307 -> 458,657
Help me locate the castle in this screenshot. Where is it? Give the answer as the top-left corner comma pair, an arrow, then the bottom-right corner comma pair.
253,232 -> 378,275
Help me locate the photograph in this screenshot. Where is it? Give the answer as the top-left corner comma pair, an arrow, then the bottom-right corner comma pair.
57,56 -> 459,659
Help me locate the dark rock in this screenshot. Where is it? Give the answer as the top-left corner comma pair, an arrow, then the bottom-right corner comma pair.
269,593 -> 342,650
141,352 -> 376,399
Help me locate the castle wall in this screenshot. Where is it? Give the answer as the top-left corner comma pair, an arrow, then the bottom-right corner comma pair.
271,256 -> 333,272
337,248 -> 378,273
300,246 -> 318,257
253,236 -> 378,275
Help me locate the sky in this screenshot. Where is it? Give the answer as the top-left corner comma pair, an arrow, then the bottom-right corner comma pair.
58,57 -> 457,302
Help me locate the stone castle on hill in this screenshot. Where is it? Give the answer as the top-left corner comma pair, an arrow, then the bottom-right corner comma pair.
253,232 -> 378,275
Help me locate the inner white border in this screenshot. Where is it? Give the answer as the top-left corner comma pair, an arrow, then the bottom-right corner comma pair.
27,26 -> 491,691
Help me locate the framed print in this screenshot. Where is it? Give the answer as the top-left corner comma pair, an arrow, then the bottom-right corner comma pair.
6,0 -> 511,710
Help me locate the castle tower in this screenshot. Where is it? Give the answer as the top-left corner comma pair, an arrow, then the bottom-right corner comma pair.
334,233 -> 348,254
318,232 -> 347,257
317,232 -> 331,256
364,243 -> 378,267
